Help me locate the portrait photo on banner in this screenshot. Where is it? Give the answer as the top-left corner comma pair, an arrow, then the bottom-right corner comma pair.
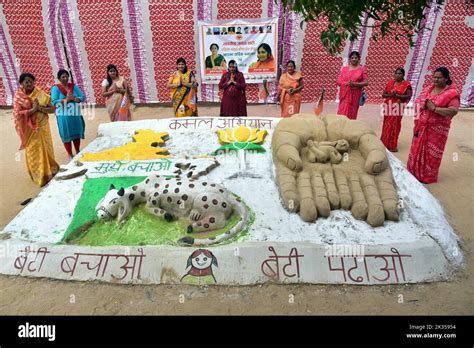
198,18 -> 278,84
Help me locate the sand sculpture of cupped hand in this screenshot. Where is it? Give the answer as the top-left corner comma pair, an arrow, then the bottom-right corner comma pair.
272,114 -> 399,227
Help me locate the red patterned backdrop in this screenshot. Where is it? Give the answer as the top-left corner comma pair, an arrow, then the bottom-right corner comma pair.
149,0 -> 196,102
0,0 -> 472,106
300,16 -> 343,103
2,0 -> 55,91
76,0 -> 131,105
421,0 -> 473,92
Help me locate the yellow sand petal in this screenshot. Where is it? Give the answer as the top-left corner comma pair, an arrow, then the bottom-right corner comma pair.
234,125 -> 251,142
248,128 -> 259,142
226,128 -> 235,142
217,129 -> 229,144
252,129 -> 268,144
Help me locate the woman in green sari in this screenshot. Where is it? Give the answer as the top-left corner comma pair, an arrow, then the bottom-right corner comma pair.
167,58 -> 198,117
205,43 -> 227,70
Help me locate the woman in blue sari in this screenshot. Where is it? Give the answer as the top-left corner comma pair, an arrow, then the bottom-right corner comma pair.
51,69 -> 86,159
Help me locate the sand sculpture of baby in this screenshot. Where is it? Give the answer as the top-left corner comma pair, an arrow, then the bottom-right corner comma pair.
305,139 -> 350,164
272,113 -> 399,227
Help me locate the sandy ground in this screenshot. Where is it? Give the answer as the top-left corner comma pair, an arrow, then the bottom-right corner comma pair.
0,102 -> 473,315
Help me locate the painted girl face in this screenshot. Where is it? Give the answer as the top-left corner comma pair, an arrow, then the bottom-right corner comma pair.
108,69 -> 117,78
191,252 -> 213,269
349,54 -> 360,66
177,62 -> 186,72
433,71 -> 447,87
21,76 -> 35,92
60,73 -> 69,84
257,47 -> 269,62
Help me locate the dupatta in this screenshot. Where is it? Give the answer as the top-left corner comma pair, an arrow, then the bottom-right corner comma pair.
13,87 -> 52,149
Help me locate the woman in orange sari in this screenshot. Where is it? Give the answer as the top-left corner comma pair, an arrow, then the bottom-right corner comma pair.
277,60 -> 304,117
13,73 -> 59,186
407,67 -> 460,184
101,64 -> 132,122
380,67 -> 412,152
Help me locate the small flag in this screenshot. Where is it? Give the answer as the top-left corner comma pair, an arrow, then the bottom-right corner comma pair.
314,88 -> 325,116
259,79 -> 270,101
188,88 -> 197,112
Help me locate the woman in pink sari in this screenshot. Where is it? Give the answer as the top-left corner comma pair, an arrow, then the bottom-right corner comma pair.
101,64 -> 132,122
336,51 -> 368,119
278,60 -> 304,117
407,67 -> 460,184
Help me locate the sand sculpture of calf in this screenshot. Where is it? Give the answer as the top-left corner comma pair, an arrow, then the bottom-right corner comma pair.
95,163 -> 248,246
272,114 -> 399,227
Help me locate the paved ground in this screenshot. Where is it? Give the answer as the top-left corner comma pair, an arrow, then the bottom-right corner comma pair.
0,102 -> 473,314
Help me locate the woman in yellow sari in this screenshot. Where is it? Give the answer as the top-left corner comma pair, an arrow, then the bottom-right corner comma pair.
277,60 -> 304,117
167,58 -> 198,117
13,73 -> 59,186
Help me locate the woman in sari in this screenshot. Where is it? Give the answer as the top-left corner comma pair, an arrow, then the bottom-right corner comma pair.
277,60 -> 304,117
101,64 -> 132,122
205,43 -> 227,70
51,69 -> 86,159
167,58 -> 198,117
336,51 -> 368,120
13,72 -> 59,186
407,67 -> 460,184
380,67 -> 412,152
218,60 -> 247,116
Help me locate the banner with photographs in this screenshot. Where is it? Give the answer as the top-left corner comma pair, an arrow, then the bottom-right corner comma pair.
198,18 -> 278,84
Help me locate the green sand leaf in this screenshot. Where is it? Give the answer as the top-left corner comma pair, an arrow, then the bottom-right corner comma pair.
213,142 -> 266,155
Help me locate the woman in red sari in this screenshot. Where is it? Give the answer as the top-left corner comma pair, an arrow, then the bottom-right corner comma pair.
407,67 -> 460,184
218,60 -> 247,116
380,67 -> 412,152
336,51 -> 368,119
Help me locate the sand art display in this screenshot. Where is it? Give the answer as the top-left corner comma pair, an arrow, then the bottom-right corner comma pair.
0,116 -> 463,285
272,114 -> 399,227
